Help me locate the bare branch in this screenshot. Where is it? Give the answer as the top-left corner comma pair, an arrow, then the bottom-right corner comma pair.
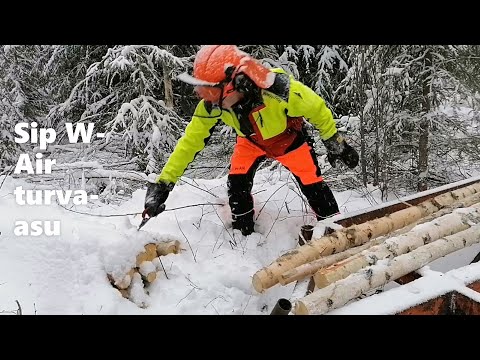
255,182 -> 288,221
57,202 -> 141,217
158,258 -> 169,280
210,203 -> 237,248
242,295 -> 252,315
185,276 -> 201,290
204,295 -> 228,308
265,189 -> 290,239
210,304 -> 220,315
179,177 -> 219,198
176,288 -> 195,307
56,201 -> 224,219
0,167 -> 13,191
174,213 -> 197,263
15,300 -> 22,315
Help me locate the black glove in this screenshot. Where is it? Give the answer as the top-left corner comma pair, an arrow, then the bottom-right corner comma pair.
323,133 -> 359,169
143,181 -> 174,217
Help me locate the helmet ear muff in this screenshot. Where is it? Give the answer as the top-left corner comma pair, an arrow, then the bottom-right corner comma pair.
233,74 -> 257,96
224,66 -> 236,83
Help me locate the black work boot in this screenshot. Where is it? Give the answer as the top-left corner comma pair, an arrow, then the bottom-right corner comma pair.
232,213 -> 255,236
299,181 -> 340,220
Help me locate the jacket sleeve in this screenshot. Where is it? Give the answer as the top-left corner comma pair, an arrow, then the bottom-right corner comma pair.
156,101 -> 219,184
285,77 -> 338,141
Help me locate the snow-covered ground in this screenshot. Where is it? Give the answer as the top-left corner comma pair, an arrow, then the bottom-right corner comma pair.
1,169 -> 479,315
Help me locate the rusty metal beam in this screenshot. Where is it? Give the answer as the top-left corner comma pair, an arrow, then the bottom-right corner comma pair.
397,293 -> 450,315
334,177 -> 480,228
467,279 -> 480,293
395,271 -> 422,285
397,290 -> 480,315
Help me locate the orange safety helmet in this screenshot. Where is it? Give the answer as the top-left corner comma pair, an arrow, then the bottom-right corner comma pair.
177,45 -> 274,105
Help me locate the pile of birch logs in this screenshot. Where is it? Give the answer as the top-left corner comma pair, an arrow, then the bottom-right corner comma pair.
107,240 -> 182,302
252,181 -> 480,315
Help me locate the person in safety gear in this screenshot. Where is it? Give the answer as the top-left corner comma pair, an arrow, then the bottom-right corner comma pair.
143,45 -> 359,236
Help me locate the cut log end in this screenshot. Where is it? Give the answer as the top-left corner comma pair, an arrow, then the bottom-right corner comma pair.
115,275 -> 131,290
313,273 -> 330,289
145,243 -> 158,260
143,272 -> 157,283
136,243 -> 159,266
156,240 -> 181,256
252,274 -> 266,293
294,301 -> 309,315
136,252 -> 148,267
118,289 -> 130,299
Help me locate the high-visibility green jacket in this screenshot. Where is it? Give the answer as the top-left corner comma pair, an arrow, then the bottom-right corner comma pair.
156,68 -> 338,184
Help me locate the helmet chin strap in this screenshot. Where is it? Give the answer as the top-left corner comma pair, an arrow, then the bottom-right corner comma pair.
218,86 -> 225,109
190,84 -> 226,119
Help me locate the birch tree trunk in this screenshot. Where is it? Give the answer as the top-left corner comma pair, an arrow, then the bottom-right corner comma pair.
314,203 -> 480,288
357,46 -> 368,187
294,224 -> 480,315
163,62 -> 174,109
418,48 -> 433,192
252,182 -> 480,293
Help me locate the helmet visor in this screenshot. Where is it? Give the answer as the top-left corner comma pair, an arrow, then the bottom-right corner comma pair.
177,72 -> 224,103
177,72 -> 220,87
194,86 -> 223,103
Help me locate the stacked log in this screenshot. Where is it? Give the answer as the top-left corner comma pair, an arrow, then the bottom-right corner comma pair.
252,182 -> 480,293
108,240 -> 182,303
280,191 -> 480,286
294,224 -> 480,315
313,202 -> 480,289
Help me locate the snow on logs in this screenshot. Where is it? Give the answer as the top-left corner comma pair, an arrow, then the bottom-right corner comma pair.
107,240 -> 181,306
